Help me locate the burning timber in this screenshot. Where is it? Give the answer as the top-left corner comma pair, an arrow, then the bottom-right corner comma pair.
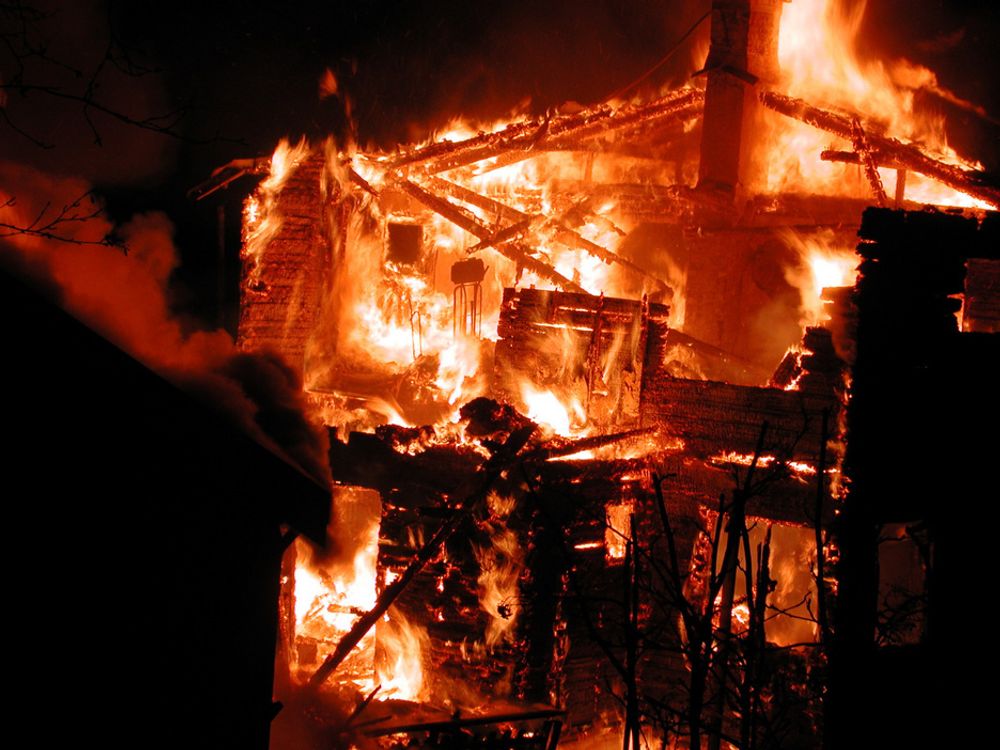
211,1 -> 1000,747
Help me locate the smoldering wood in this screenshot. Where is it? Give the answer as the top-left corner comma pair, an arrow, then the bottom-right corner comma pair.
760,90 -> 1000,208
768,349 -> 801,390
309,425 -> 535,688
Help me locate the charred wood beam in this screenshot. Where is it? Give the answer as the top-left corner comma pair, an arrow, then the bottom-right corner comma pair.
468,216 -> 537,252
348,168 -> 379,196
540,88 -> 704,152
394,177 -> 488,237
427,176 -> 668,285
434,87 -> 702,173
851,118 -> 889,207
188,157 -> 269,200
551,223 -> 667,285
384,88 -> 703,174
495,246 -> 588,294
308,425 -> 535,688
394,178 -> 588,294
584,293 -> 607,414
760,90 -> 1000,208
427,176 -> 525,225
820,149 -> 904,171
895,168 -> 907,206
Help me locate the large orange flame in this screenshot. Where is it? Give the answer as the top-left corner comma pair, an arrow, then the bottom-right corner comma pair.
770,0 -> 988,208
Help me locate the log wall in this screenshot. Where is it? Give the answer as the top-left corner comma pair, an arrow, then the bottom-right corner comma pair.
237,153 -> 327,372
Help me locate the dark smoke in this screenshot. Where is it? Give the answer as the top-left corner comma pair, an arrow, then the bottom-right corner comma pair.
0,160 -> 331,487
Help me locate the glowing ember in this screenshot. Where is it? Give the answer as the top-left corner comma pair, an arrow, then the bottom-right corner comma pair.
709,451 -> 824,478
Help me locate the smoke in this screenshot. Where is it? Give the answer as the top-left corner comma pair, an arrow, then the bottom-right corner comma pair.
1,160 -> 331,487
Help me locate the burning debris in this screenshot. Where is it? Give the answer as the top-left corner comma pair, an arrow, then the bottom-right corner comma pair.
196,0 -> 1000,747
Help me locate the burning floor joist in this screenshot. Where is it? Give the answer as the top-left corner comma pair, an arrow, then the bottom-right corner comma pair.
198,1 -> 1000,748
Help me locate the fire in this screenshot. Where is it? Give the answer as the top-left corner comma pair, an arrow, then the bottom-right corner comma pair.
286,508 -> 427,701
770,0 -> 988,208
242,138 -> 310,291
374,608 -> 429,700
473,491 -> 524,649
239,0 -> 990,736
709,451 -> 824,478
781,228 -> 859,327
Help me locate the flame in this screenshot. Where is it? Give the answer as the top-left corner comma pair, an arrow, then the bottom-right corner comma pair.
375,608 -> 429,700
770,0 -> 986,208
473,492 -> 524,649
286,505 -> 426,701
709,451 -> 824,478
241,138 -> 310,292
520,382 -> 586,437
780,228 -> 858,327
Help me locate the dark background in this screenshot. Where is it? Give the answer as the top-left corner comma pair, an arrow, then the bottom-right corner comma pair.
2,0 -> 997,327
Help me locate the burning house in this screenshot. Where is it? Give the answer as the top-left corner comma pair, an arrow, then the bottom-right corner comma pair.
183,0 -> 999,747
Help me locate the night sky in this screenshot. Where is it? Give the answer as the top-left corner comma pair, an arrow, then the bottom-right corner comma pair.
2,0 -> 997,326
